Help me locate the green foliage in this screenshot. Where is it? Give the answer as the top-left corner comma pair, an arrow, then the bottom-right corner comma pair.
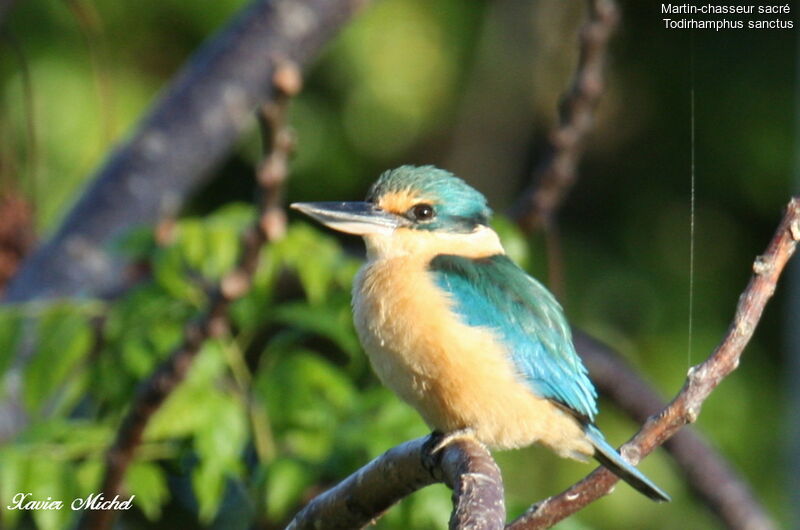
0,208 -> 436,528
127,461 -> 169,520
264,457 -> 312,521
22,304 -> 94,417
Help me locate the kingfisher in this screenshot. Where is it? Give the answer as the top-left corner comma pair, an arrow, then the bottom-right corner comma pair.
291,165 -> 670,502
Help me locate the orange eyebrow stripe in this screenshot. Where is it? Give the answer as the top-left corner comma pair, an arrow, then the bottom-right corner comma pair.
377,190 -> 425,215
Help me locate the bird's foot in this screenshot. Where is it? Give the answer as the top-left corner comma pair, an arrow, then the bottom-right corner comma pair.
430,427 -> 477,454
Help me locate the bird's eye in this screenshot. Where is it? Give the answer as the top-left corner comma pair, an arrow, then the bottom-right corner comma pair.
409,203 -> 436,222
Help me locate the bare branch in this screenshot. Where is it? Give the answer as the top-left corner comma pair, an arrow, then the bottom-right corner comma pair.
508,197 -> 800,529
509,0 -> 619,231
287,434 -> 505,530
4,0 -> 369,303
80,64 -> 301,530
443,437 -> 505,530
504,2 -> 776,523
287,437 -> 437,530
574,332 -> 776,530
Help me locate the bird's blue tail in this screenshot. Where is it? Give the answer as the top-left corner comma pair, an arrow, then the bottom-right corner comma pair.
584,424 -> 671,502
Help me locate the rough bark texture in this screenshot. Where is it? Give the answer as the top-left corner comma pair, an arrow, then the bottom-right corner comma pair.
441,438 -> 505,530
287,434 -> 505,530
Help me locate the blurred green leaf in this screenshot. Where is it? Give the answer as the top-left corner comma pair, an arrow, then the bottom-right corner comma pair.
192,458 -> 226,523
110,225 -> 157,259
273,223 -> 355,304
0,308 -> 22,378
264,458 -> 312,521
193,392 -> 247,474
75,458 -> 104,500
127,461 -> 169,520
179,204 -> 253,278
145,340 -> 227,441
492,215 -> 531,270
27,457 -> 69,530
22,305 -> 92,417
58,421 -> 113,459
0,447 -> 24,527
273,302 -> 360,359
256,351 -> 357,462
152,245 -> 205,304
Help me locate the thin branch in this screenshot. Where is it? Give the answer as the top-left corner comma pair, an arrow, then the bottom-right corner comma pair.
505,2 -> 773,524
80,63 -> 302,530
287,434 -> 505,530
574,332 -> 776,530
508,197 -> 800,529
509,0 -> 619,232
4,0 -> 369,303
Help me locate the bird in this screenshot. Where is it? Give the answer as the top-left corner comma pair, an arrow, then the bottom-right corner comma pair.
291,165 -> 670,502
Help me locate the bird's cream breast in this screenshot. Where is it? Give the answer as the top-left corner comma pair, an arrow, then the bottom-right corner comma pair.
352,234 -> 592,456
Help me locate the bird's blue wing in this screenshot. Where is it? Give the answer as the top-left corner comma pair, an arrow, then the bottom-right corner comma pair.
429,254 -> 597,420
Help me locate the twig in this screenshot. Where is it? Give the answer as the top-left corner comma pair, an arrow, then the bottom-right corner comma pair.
574,331 -> 776,530
508,197 -> 800,529
287,434 -> 505,530
509,0 -> 619,232
81,63 -> 302,530
506,2 -> 773,524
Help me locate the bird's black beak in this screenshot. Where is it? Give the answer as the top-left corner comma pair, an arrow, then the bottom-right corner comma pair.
290,201 -> 403,235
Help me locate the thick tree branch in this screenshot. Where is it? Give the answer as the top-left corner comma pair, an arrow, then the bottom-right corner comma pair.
443,436 -> 506,530
287,434 -> 505,530
80,64 -> 301,530
286,437 -> 438,530
508,197 -> 800,529
510,0 -> 618,232
4,0 -> 369,303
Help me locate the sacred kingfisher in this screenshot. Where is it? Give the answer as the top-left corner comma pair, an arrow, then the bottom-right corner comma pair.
291,165 -> 670,502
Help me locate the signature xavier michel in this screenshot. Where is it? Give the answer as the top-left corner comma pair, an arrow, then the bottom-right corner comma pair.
7,492 -> 135,511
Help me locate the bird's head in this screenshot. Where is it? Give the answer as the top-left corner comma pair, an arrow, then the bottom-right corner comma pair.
292,166 -> 501,259
291,165 -> 492,235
